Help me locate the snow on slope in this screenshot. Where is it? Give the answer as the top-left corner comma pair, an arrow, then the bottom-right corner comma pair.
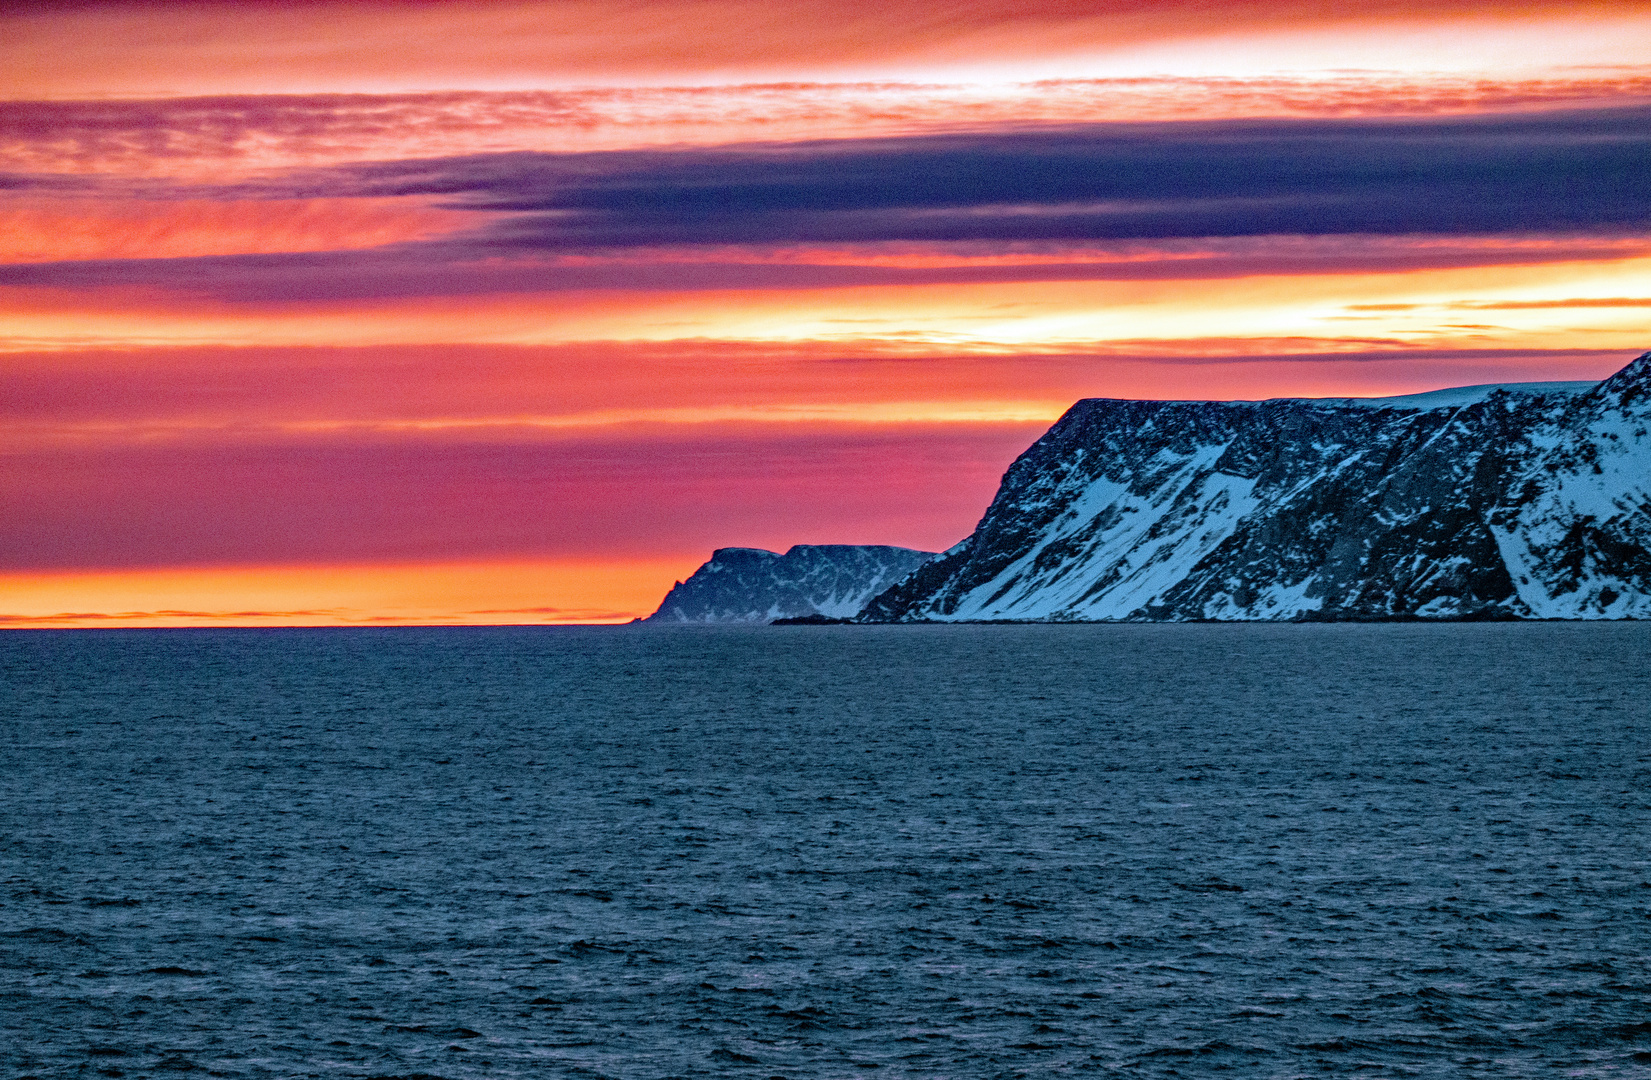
861,353 -> 1651,622
646,545 -> 936,623
940,443 -> 1260,619
1492,367 -> 1651,618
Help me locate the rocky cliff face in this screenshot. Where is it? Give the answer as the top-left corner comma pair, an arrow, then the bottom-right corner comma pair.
861,353 -> 1651,622
646,545 -> 936,623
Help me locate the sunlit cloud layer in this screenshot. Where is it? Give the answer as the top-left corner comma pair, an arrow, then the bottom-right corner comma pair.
4,0 -> 1651,624
7,1 -> 1651,96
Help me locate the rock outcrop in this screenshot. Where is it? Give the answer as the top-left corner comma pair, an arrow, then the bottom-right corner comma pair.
646,545 -> 936,623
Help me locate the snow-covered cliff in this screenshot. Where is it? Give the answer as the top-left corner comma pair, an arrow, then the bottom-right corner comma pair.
646,545 -> 936,623
861,353 -> 1651,621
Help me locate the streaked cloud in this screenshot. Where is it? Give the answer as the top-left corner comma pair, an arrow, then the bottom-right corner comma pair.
7,75 -> 1651,177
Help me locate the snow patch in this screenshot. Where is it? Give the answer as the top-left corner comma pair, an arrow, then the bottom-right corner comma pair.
1325,381 -> 1596,411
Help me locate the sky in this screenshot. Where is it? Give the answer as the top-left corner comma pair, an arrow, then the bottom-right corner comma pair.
4,0 -> 1651,627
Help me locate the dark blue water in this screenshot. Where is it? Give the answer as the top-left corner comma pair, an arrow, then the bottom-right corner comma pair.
3,624 -> 1650,1078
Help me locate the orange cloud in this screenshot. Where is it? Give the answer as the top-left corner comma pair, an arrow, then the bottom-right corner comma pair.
0,196 -> 477,263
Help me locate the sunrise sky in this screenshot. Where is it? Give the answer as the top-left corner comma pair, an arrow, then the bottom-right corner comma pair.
5,0 -> 1651,627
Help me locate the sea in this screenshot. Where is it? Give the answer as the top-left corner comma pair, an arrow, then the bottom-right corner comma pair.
3,623 -> 1649,1078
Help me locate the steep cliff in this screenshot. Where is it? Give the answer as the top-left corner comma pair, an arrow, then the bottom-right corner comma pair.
861,354 -> 1651,621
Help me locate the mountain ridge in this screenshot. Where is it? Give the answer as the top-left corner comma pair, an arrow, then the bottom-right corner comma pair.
857,352 -> 1651,622
645,544 -> 936,623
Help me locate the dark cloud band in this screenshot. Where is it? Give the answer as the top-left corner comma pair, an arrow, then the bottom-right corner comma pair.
316,106 -> 1651,245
